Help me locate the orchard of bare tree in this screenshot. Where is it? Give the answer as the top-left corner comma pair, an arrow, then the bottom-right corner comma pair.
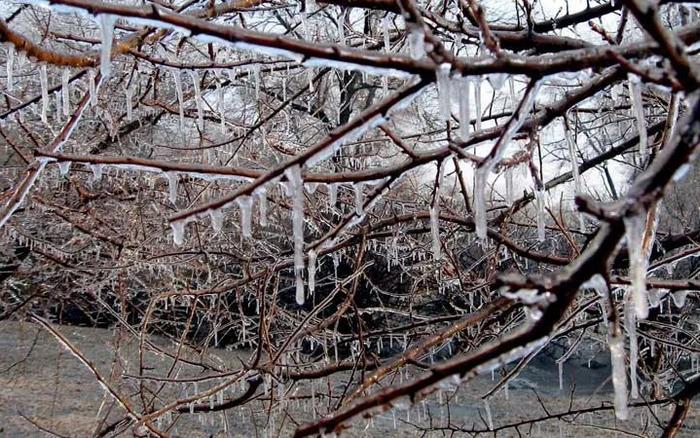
1,0 -> 700,436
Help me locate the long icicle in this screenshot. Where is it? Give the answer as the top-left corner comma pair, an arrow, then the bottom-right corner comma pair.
285,164 -> 305,305
172,69 -> 185,131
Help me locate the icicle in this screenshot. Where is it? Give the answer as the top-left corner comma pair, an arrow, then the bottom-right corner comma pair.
623,211 -> 650,319
39,64 -> 49,123
90,164 -> 103,182
508,76 -> 516,111
58,161 -> 71,177
252,64 -> 260,99
237,196 -> 253,238
257,189 -> 268,227
436,63 -> 451,122
61,69 -> 70,116
609,329 -> 629,420
558,361 -> 564,391
165,172 -> 178,204
488,74 -> 506,90
172,69 -> 185,131
189,70 -> 204,130
88,70 -> 97,107
431,163 -> 445,260
97,14 -> 116,80
535,189 -> 546,242
328,183 -> 337,209
565,122 -> 581,194
55,89 -> 62,123
628,74 -> 647,158
407,25 -> 425,59
672,290 -> 688,308
474,164 -> 492,242
484,399 -> 494,430
474,76 -> 482,131
505,167 -> 514,204
210,209 -> 224,233
125,83 -> 134,121
625,299 -> 639,399
382,17 -> 391,52
285,165 -> 305,305
308,249 -> 317,294
354,183 -> 364,216
6,44 -> 14,91
458,76 -> 471,139
171,220 -> 185,246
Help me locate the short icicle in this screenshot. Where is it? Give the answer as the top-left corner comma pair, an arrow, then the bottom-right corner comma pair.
97,14 -> 116,80
308,249 -> 317,294
436,63 -> 451,122
39,64 -> 49,123
62,69 -> 70,116
6,44 -> 14,91
627,74 -> 647,158
609,325 -> 629,420
458,76 -> 471,139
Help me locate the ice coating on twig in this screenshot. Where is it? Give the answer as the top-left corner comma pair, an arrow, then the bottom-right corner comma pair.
625,299 -> 639,399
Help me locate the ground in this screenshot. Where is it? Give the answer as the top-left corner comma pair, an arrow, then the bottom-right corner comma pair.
1,321 -> 697,437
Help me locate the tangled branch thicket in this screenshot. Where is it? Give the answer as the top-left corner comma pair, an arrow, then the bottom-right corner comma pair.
2,0 -> 700,436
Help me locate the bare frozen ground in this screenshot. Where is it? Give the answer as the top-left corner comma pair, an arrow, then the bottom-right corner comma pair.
1,321 -> 698,437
